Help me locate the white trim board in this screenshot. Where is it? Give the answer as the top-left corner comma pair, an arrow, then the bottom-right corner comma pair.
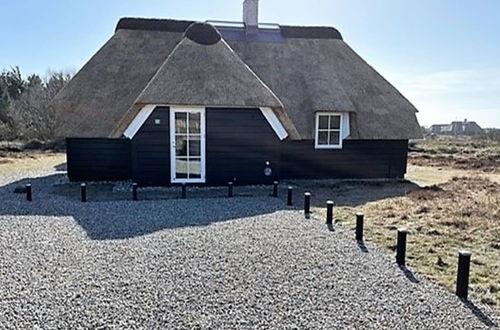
123,105 -> 156,139
259,107 -> 288,140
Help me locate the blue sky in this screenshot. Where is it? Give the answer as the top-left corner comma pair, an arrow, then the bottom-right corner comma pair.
1,0 -> 499,127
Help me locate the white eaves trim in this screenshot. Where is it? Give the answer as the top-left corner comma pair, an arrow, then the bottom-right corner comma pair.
259,107 -> 288,140
123,104 -> 156,139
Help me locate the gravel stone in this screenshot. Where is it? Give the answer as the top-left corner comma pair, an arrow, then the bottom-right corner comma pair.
0,165 -> 498,329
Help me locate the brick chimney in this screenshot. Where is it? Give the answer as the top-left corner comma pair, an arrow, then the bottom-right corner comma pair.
243,0 -> 259,34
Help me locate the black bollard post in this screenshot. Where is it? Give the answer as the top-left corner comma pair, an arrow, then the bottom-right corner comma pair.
272,181 -> 279,197
396,228 -> 407,266
356,212 -> 364,241
26,184 -> 32,202
287,186 -> 293,206
81,183 -> 87,202
228,182 -> 233,198
304,192 -> 311,218
181,183 -> 187,199
326,200 -> 334,225
132,183 -> 138,201
456,250 -> 472,299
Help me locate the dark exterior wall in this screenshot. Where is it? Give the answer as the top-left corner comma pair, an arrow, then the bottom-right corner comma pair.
206,108 -> 280,185
67,108 -> 408,184
130,106 -> 280,186
66,138 -> 131,181
281,140 -> 408,179
131,106 -> 170,186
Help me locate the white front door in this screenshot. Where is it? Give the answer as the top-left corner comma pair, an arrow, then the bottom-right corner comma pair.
170,106 -> 206,183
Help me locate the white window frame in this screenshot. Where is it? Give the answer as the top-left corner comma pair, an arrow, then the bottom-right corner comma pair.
170,106 -> 206,184
314,112 -> 346,149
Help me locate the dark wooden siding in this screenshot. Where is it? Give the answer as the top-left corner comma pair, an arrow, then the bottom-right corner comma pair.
131,106 -> 170,186
281,140 -> 408,179
131,106 -> 280,186
66,138 -> 131,181
206,108 -> 280,185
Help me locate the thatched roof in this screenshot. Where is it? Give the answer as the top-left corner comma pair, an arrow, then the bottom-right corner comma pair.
54,17 -> 422,140
136,23 -> 283,108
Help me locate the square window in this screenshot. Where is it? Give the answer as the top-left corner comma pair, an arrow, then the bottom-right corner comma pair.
315,112 -> 346,149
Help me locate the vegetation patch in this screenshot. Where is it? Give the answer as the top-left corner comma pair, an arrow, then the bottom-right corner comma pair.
409,136 -> 500,173
322,176 -> 500,311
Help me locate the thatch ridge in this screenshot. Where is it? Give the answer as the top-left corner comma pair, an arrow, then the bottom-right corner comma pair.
115,17 -> 342,40
116,17 -> 193,33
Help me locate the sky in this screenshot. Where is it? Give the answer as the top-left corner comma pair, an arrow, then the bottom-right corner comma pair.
1,0 -> 499,128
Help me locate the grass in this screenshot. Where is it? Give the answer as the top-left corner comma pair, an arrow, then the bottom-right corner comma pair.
409,136 -> 500,173
327,176 -> 500,309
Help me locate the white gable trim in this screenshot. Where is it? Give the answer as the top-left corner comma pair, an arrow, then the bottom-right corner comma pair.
259,107 -> 288,140
123,105 -> 156,139
123,105 -> 289,140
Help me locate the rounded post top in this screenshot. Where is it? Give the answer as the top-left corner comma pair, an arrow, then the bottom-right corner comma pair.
228,181 -> 233,185
459,249 -> 472,257
288,186 -> 293,189
26,183 -> 31,187
304,192 -> 311,196
132,182 -> 138,186
398,227 -> 407,233
81,183 -> 86,187
356,212 -> 364,216
273,181 -> 279,184
326,200 -> 334,205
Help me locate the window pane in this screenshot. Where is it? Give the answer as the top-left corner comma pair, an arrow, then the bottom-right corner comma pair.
329,131 -> 340,145
189,112 -> 200,133
330,115 -> 341,129
318,115 -> 329,129
189,158 -> 201,179
175,112 -> 187,134
175,158 -> 188,178
175,135 -> 188,156
189,136 -> 201,156
318,131 -> 328,145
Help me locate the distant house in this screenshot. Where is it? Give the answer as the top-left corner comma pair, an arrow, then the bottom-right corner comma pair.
431,119 -> 484,136
53,0 -> 422,186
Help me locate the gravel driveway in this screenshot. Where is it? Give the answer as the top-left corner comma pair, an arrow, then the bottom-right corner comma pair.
0,161 -> 498,329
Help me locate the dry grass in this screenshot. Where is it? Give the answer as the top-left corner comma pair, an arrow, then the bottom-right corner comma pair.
409,136 -> 500,173
330,176 -> 500,310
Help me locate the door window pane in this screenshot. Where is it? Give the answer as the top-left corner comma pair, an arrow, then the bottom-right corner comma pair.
318,115 -> 329,129
175,136 -> 188,156
189,112 -> 201,133
189,137 -> 201,156
189,158 -> 201,178
175,112 -> 187,133
330,115 -> 341,129
175,158 -> 188,178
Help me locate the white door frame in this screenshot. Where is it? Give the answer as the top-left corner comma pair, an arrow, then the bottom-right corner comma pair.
169,106 -> 206,183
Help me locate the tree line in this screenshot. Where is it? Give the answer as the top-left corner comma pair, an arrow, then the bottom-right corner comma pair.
0,66 -> 71,142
